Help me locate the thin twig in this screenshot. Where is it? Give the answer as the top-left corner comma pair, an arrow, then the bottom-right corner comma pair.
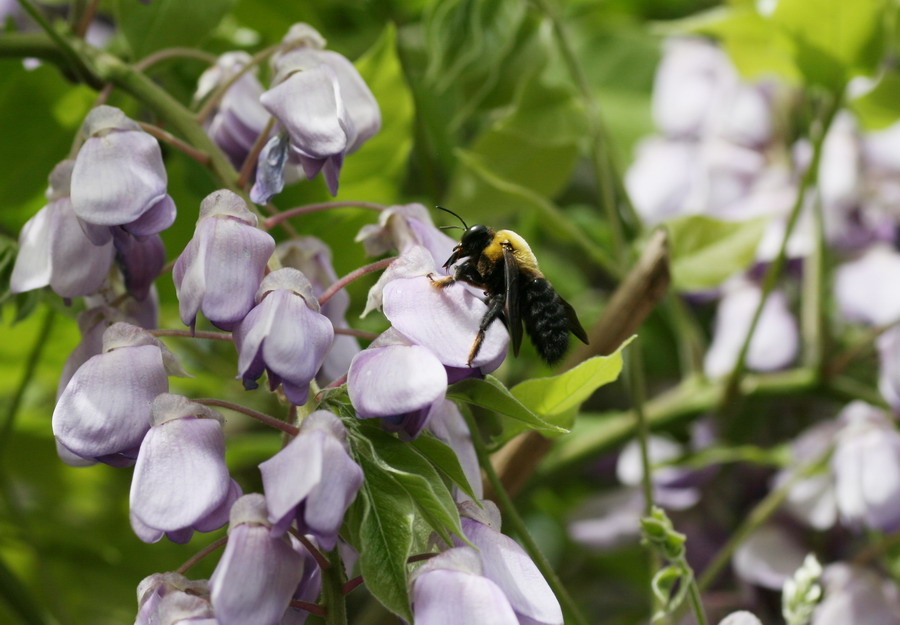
138,121 -> 211,165
193,398 -> 299,436
318,257 -> 396,308
134,47 -> 218,71
149,329 -> 233,342
290,600 -> 326,616
289,529 -> 330,570
237,116 -> 276,189
334,328 -> 378,340
176,535 -> 228,574
262,200 -> 386,231
74,0 -> 99,39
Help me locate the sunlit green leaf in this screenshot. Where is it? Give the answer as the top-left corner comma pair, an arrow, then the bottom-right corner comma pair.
448,375 -> 567,435
851,71 -> 900,130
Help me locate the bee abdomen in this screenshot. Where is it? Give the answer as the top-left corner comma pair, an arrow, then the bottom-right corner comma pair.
521,277 -> 571,364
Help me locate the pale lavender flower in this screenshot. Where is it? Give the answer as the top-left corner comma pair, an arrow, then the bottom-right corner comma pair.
616,435 -> 702,510
52,323 -> 185,466
56,306 -> 119,399
135,573 -> 211,625
210,494 -> 306,625
347,332 -> 448,439
259,410 -> 362,549
456,500 -> 563,625
130,394 -> 240,544
112,230 -> 165,301
173,189 -> 275,331
355,203 -> 457,270
877,325 -> 900,413
70,106 -> 176,237
196,51 -> 270,168
775,420 -> 841,530
410,547 -> 519,625
835,244 -> 900,325
704,279 -> 799,378
732,525 -> 807,590
233,268 -> 334,405
10,160 -> 114,298
568,488 -> 646,549
253,23 -> 380,199
277,238 -> 360,384
813,564 -> 900,625
719,613 -> 764,625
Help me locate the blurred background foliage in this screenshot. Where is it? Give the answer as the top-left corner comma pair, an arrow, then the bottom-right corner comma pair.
2,0 -> 899,623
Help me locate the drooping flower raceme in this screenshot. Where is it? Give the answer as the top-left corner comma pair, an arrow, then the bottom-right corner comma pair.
129,394 -> 241,544
173,189 -> 275,331
252,23 -> 380,200
259,410 -> 363,549
10,159 -> 114,299
210,494 -> 307,625
52,322 -> 185,466
70,105 -> 176,238
233,268 -> 334,405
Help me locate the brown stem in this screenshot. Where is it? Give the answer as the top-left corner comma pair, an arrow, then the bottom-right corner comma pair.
318,257 -> 396,308
149,329 -> 233,342
289,529 -> 330,571
323,374 -> 348,390
176,535 -> 228,574
134,47 -> 218,71
138,122 -> 210,166
260,202 -> 300,238
289,600 -> 326,616
341,576 -> 364,595
262,201 -> 386,230
74,0 -> 99,39
237,116 -> 277,189
334,328 -> 378,340
193,398 -> 299,436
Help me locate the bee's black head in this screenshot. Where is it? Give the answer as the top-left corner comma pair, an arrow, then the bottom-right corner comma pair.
443,224 -> 493,269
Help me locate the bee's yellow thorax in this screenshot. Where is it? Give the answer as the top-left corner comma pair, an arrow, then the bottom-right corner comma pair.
483,229 -> 540,273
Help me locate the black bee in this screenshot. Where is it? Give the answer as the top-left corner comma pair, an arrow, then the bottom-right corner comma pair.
432,207 -> 589,366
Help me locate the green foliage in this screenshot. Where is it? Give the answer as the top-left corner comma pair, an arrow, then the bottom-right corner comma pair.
114,0 -> 237,59
851,70 -> 900,130
665,215 -> 768,291
448,375 -> 568,436
410,433 -> 480,501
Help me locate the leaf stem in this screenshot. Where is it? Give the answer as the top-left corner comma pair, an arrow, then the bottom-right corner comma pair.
318,257 -> 396,307
192,398 -> 299,436
262,200 -> 386,230
138,121 -> 211,165
465,413 -> 591,625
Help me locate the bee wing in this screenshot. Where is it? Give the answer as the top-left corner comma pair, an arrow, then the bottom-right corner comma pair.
502,245 -> 524,356
559,295 -> 589,345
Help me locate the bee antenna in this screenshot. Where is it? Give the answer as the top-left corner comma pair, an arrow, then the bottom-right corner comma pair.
439,225 -> 465,232
435,205 -> 468,230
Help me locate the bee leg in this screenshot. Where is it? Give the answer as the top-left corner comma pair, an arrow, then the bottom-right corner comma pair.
466,293 -> 506,366
428,273 -> 456,289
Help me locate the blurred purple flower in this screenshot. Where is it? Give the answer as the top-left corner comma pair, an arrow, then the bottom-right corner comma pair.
347,333 -> 448,439
233,268 -> 334,405
719,613 -> 763,625
568,488 -> 645,549
173,189 -> 275,331
456,500 -> 563,625
10,160 -> 114,298
732,525 -> 807,590
277,238 -> 360,384
130,394 -> 241,544
410,547 -> 519,625
260,410 -> 362,550
704,280 -> 799,378
813,564 -> 900,625
70,106 -> 176,237
196,51 -> 270,168
835,244 -> 900,325
210,494 -> 306,625
52,323 -> 185,466
252,23 -> 380,199
135,573 -> 211,625
775,420 -> 841,530
616,435 -> 703,510
878,326 -> 900,413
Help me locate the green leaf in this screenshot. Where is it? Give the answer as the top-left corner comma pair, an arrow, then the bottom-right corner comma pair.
339,23 -> 414,204
772,0 -> 890,89
511,337 -> 633,427
356,455 -> 415,622
363,426 -> 465,545
114,0 -> 236,59
448,375 -> 567,435
410,433 -> 480,502
850,71 -> 900,130
665,215 -> 768,291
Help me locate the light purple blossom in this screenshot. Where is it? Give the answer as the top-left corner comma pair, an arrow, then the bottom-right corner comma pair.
878,326 -> 900,413
173,189 -> 275,331
135,573 -> 212,625
259,410 -> 363,549
568,488 -> 646,549
355,203 -> 457,270
252,23 -> 380,199
10,160 -> 114,298
775,420 -> 841,530
112,229 -> 166,301
196,51 -> 270,168
210,494 -> 306,625
233,268 -> 334,405
732,525 -> 807,590
813,564 -> 900,625
70,106 -> 176,237
130,394 -> 241,544
719,613 -> 763,625
616,435 -> 703,510
52,323 -> 185,466
834,244 -> 900,325
410,547 -> 519,625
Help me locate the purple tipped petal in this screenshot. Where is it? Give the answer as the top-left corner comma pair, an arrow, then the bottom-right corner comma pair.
113,231 -> 165,301
347,345 -> 447,418
383,277 -> 509,368
250,133 -> 290,205
124,194 -> 177,237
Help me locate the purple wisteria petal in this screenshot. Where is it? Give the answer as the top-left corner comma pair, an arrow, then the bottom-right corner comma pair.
113,230 -> 165,301
71,106 -> 175,232
814,564 -> 900,625
10,201 -> 52,292
427,399 -> 482,500
362,245 -> 436,318
832,402 -> 900,531
124,195 -> 177,237
704,281 -> 798,378
347,344 -> 447,418
136,573 -> 210,625
775,421 -> 840,530
626,138 -> 697,225
567,488 -> 644,549
130,394 -> 233,543
52,342 -> 168,462
355,203 -> 456,270
411,548 -> 519,625
460,503 -> 563,625
260,411 -> 362,549
210,494 -> 305,625
383,277 -> 509,369
56,306 -> 119,399
732,525 -> 807,590
878,326 -> 900,413
173,190 -> 275,330
718,612 -> 763,625
617,436 -> 701,510
835,244 -> 900,325
250,132 -> 290,204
